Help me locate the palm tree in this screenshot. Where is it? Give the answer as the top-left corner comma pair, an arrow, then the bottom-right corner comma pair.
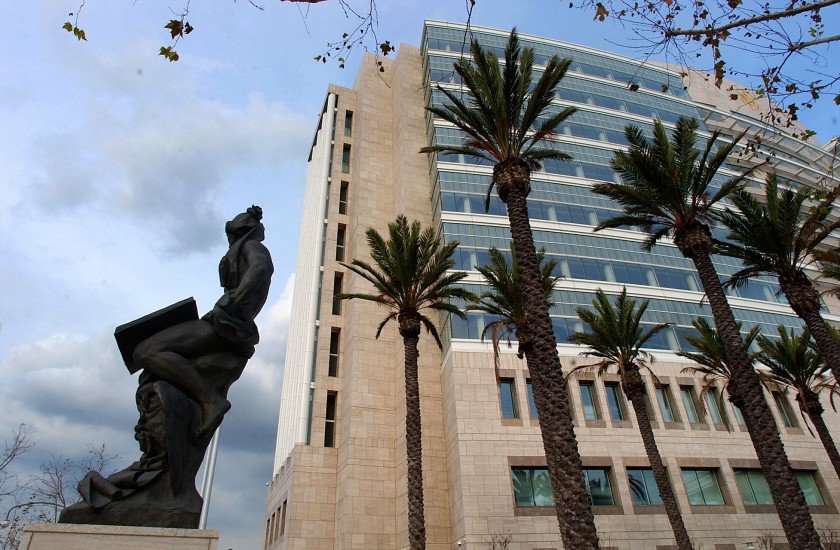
678,318 -> 761,429
420,29 -> 600,548
468,246 -> 560,366
758,326 -> 840,480
592,117 -> 822,548
718,172 -> 840,383
569,288 -> 693,550
337,215 -> 476,550
816,248 -> 840,294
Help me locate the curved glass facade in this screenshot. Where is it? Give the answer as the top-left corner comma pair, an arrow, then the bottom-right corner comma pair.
423,22 -> 808,354
424,25 -> 690,98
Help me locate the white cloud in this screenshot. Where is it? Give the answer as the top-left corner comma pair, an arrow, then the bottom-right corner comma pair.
24,92 -> 309,255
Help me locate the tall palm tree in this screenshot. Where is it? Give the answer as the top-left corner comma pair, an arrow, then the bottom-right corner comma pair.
718,173 -> 840,382
592,117 -> 822,548
337,215 -> 476,550
758,326 -> 840,480
468,246 -> 560,365
678,318 -> 761,429
420,29 -> 600,548
569,289 -> 693,550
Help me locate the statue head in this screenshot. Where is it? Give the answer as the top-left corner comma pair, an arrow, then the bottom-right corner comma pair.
226,205 -> 264,245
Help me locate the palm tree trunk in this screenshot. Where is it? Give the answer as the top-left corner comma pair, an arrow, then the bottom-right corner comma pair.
781,276 -> 840,382
623,370 -> 693,550
402,325 -> 426,550
501,161 -> 600,549
681,229 -> 821,549
803,397 -> 840,482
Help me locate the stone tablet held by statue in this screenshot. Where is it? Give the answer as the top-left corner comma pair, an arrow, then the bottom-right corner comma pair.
59,205 -> 274,529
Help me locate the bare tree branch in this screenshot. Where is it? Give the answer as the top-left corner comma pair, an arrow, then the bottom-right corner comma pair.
789,33 -> 840,51
665,0 -> 840,37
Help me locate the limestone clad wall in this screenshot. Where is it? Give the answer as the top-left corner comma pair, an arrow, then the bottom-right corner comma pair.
441,347 -> 840,549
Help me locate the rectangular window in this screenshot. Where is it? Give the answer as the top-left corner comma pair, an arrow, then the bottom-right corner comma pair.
499,378 -> 519,419
680,386 -> 701,423
682,469 -> 725,505
335,224 -> 346,262
704,388 -> 725,424
328,329 -> 340,377
338,181 -> 349,214
604,383 -> 625,421
272,504 -> 283,540
735,469 -> 824,506
656,385 -> 676,423
795,471 -> 825,505
512,466 -> 615,507
734,469 -> 773,505
344,110 -> 353,137
773,392 -> 797,427
579,381 -> 600,420
526,380 -> 538,419
627,468 -> 663,506
341,144 -> 351,173
583,468 -> 615,505
324,391 -> 337,448
279,500 -> 287,537
332,273 -> 343,315
511,467 -> 554,507
732,403 -> 746,425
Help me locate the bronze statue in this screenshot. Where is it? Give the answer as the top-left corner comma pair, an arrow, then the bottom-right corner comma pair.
59,206 -> 273,528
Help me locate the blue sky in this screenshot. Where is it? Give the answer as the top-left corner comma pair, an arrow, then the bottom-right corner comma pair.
1,2 -> 837,548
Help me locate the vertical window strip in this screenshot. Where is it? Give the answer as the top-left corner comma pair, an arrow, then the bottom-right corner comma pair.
680,387 -> 700,423
328,329 -> 340,377
579,382 -> 599,420
526,380 -> 538,419
324,392 -> 337,447
499,378 -> 518,419
339,181 -> 349,214
773,392 -> 796,427
344,110 -> 353,137
336,224 -> 346,262
656,386 -> 676,423
604,383 -> 624,421
705,388 -> 725,424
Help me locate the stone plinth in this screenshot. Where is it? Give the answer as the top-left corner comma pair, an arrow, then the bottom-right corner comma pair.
20,523 -> 218,550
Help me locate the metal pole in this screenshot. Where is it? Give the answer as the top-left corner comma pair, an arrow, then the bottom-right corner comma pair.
198,427 -> 221,529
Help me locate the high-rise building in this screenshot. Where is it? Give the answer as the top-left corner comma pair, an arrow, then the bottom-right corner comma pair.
265,20 -> 840,550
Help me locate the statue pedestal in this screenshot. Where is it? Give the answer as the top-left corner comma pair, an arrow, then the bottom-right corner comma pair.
20,522 -> 219,550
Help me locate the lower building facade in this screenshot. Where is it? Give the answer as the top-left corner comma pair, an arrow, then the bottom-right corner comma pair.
265,21 -> 840,550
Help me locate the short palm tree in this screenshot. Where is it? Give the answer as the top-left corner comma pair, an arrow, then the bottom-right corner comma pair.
337,215 -> 476,550
468,246 -> 560,365
678,318 -> 761,429
569,288 -> 693,550
758,326 -> 840,480
718,173 -> 840,383
593,117 -> 821,548
420,29 -> 599,547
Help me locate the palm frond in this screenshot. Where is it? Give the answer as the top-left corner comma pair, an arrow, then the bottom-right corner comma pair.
719,172 -> 840,291
339,215 -> 476,346
421,28 -> 575,205
595,117 -> 753,255
569,288 -> 663,381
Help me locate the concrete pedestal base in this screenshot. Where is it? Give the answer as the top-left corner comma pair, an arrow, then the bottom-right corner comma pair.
20,523 -> 219,550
